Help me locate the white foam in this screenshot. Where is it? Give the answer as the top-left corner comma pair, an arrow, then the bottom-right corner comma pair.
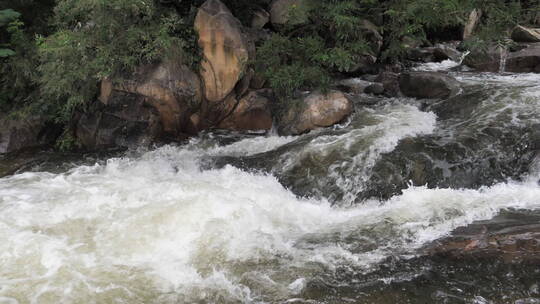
0,141 -> 539,303
413,59 -> 461,72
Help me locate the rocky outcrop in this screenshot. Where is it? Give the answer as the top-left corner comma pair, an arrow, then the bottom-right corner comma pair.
100,63 -> 201,136
278,90 -> 353,135
270,0 -> 309,26
399,72 -> 460,99
427,210 -> 540,264
511,25 -> 540,43
195,0 -> 250,102
464,43 -> 540,73
506,43 -> 540,73
251,8 -> 270,29
76,92 -> 163,150
463,9 -> 482,40
0,115 -> 62,154
218,90 -> 273,131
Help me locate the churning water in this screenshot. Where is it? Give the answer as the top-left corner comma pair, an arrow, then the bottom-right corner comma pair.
0,72 -> 539,303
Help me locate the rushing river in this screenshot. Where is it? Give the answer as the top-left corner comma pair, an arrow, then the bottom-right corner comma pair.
0,69 -> 539,303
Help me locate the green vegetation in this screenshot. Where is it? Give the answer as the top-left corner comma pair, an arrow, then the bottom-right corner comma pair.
1,0 -> 539,127
257,0 -> 538,100
1,0 -> 198,121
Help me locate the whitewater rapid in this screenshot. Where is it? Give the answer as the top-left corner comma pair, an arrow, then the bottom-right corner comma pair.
1,72 -> 540,303
1,137 -> 539,303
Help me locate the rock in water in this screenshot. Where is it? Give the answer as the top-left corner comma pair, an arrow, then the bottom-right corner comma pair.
511,25 -> 540,43
218,90 -> 273,131
465,43 -> 540,73
278,90 -> 353,135
195,0 -> 250,102
427,210 -> 540,264
506,43 -> 540,73
399,71 -> 460,99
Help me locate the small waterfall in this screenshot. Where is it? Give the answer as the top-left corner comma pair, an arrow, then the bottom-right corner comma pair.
499,45 -> 508,73
458,50 -> 471,65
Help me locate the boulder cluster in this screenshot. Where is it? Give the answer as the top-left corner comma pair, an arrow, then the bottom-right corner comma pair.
2,0 -> 540,154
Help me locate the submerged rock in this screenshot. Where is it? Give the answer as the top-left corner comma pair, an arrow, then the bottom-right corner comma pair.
195,0 -> 250,102
399,71 -> 460,99
361,88 -> 538,201
511,25 -> 540,43
278,90 -> 353,135
0,115 -> 62,154
427,209 -> 540,264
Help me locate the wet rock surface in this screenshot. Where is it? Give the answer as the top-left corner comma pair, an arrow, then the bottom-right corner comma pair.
399,71 -> 460,99
464,43 -> 540,73
427,209 -> 540,263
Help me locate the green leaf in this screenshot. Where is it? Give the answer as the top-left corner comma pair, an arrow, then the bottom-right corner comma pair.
0,9 -> 21,27
0,48 -> 16,57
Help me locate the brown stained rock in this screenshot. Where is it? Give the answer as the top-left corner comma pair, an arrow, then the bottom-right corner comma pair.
218,90 -> 273,131
100,63 -> 201,137
195,0 -> 250,102
427,210 -> 540,264
279,90 -> 353,135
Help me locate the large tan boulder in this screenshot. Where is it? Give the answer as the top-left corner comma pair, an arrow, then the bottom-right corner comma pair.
99,62 -> 202,137
218,90 -> 273,131
270,0 -> 310,26
195,0 -> 250,102
279,90 -> 353,135
511,25 -> 540,43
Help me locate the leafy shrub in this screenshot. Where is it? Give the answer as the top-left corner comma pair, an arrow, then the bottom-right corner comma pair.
37,0 -> 200,122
